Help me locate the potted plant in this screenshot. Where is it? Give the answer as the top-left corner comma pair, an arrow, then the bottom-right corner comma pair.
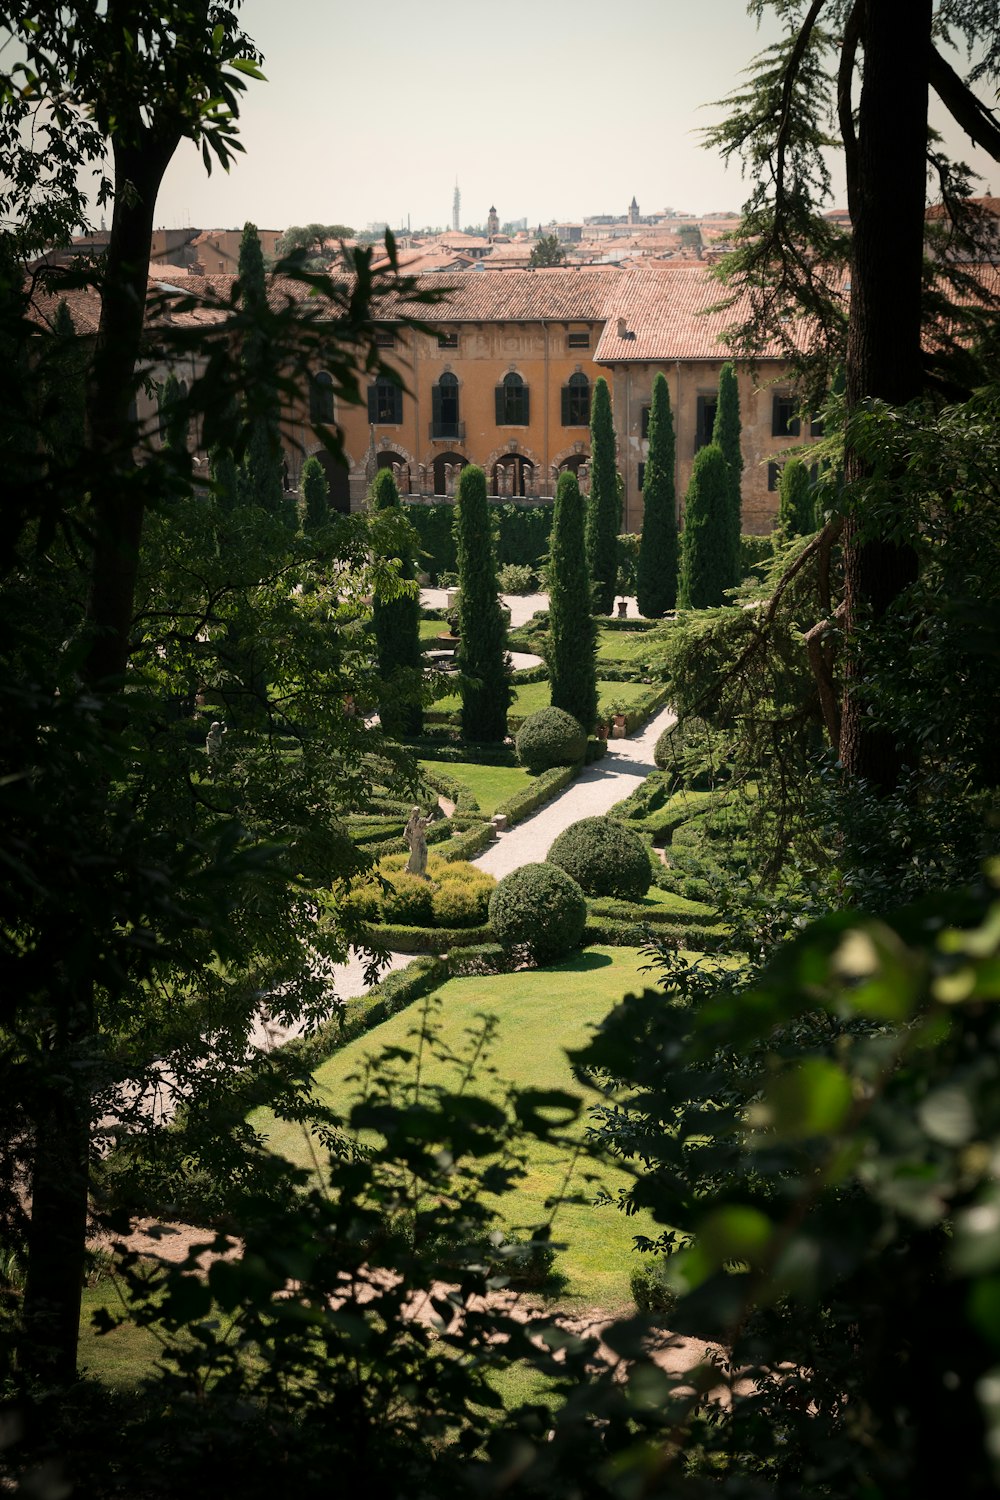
602,697 -> 629,732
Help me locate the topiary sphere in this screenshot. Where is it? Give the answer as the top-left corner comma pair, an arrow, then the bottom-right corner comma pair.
547,816 -> 652,902
487,862 -> 586,963
515,706 -> 587,773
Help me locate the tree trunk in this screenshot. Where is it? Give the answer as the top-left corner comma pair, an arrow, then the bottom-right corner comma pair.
20,129 -> 177,1383
839,0 -> 930,788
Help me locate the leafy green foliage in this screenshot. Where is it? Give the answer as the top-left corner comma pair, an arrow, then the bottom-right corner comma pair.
454,466 -> 511,742
406,499 -> 552,583
279,223 -> 355,258
515,706 -> 587,773
488,862 -> 587,962
635,373 -> 677,617
547,470 -> 597,730
577,872 -> 1000,1495
711,361 -> 743,588
585,377 -> 620,615
547,816 -> 652,902
678,443 -> 732,608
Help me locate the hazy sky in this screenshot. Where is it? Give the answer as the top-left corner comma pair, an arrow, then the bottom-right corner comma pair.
146,0 -> 999,234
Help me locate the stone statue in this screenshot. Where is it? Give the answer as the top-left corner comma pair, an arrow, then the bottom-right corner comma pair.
404,805 -> 429,877
205,720 -> 226,775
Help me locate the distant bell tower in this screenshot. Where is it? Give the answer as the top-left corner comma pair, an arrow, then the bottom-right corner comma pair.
628,195 -> 639,225
487,204 -> 499,240
453,180 -> 461,232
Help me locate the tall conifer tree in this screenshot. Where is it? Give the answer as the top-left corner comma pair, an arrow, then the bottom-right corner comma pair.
454,465 -> 510,741
548,470 -> 597,730
679,444 -> 731,608
711,361 -> 743,587
238,221 -> 287,522
635,373 -> 678,617
371,467 -> 423,736
585,376 -> 620,614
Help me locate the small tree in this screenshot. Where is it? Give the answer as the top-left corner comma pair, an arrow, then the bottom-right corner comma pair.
454,465 -> 511,741
238,221 -> 288,523
300,455 -> 329,533
528,233 -> 565,267
777,457 -> 816,538
585,376 -> 620,614
679,444 -> 732,608
712,361 -> 743,588
635,373 -> 678,617
548,470 -> 597,731
371,467 -> 423,737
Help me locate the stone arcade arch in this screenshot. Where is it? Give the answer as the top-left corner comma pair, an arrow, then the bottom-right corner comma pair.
432,450 -> 469,496
313,446 -> 352,513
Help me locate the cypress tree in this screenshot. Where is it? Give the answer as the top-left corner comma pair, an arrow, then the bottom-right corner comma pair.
711,361 -> 743,587
300,455 -> 329,533
635,373 -> 678,617
238,222 -> 287,522
777,457 -> 816,538
679,444 -> 732,609
585,376 -> 620,614
371,467 -> 423,736
157,370 -> 188,453
454,465 -> 511,741
548,470 -> 597,731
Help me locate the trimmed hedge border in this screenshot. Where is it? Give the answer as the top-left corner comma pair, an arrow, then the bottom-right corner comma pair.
403,738 -> 519,767
355,919 -> 494,954
582,917 -> 731,951
588,893 -> 717,926
511,662 -> 549,684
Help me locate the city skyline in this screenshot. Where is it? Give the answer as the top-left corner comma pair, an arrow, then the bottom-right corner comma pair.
145,0 -> 999,235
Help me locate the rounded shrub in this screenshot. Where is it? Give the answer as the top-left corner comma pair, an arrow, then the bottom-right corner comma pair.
547,816 -> 652,902
515,706 -> 587,773
487,862 -> 586,963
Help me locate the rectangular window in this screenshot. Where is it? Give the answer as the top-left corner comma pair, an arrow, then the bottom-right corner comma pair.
375,330 -> 396,349
772,395 -> 800,437
809,414 -> 824,438
367,380 -> 402,424
767,461 -> 782,492
437,332 -> 459,349
561,379 -> 590,426
495,381 -> 529,425
695,394 -> 717,451
567,332 -> 590,349
641,405 -> 651,440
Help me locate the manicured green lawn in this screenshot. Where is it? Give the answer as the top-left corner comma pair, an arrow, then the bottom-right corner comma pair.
252,947 -> 668,1310
77,1283 -> 167,1386
420,618 -> 453,645
594,626 -> 659,667
419,759 -> 535,815
432,678 -> 651,720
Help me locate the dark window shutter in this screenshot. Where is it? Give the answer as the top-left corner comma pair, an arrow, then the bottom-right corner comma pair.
432,383 -> 443,430
392,386 -> 402,423
495,386 -> 505,425
696,395 -> 707,449
561,385 -> 571,425
522,385 -> 530,425
367,385 -> 378,422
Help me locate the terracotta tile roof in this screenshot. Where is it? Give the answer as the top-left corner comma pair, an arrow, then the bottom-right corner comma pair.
384,267 -> 624,322
24,275 -> 103,335
593,265 -> 803,362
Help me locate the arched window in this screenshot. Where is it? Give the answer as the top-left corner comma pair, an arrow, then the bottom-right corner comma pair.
495,371 -> 529,426
561,372 -> 589,426
431,372 -> 460,439
309,370 -> 334,425
367,375 -> 402,425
